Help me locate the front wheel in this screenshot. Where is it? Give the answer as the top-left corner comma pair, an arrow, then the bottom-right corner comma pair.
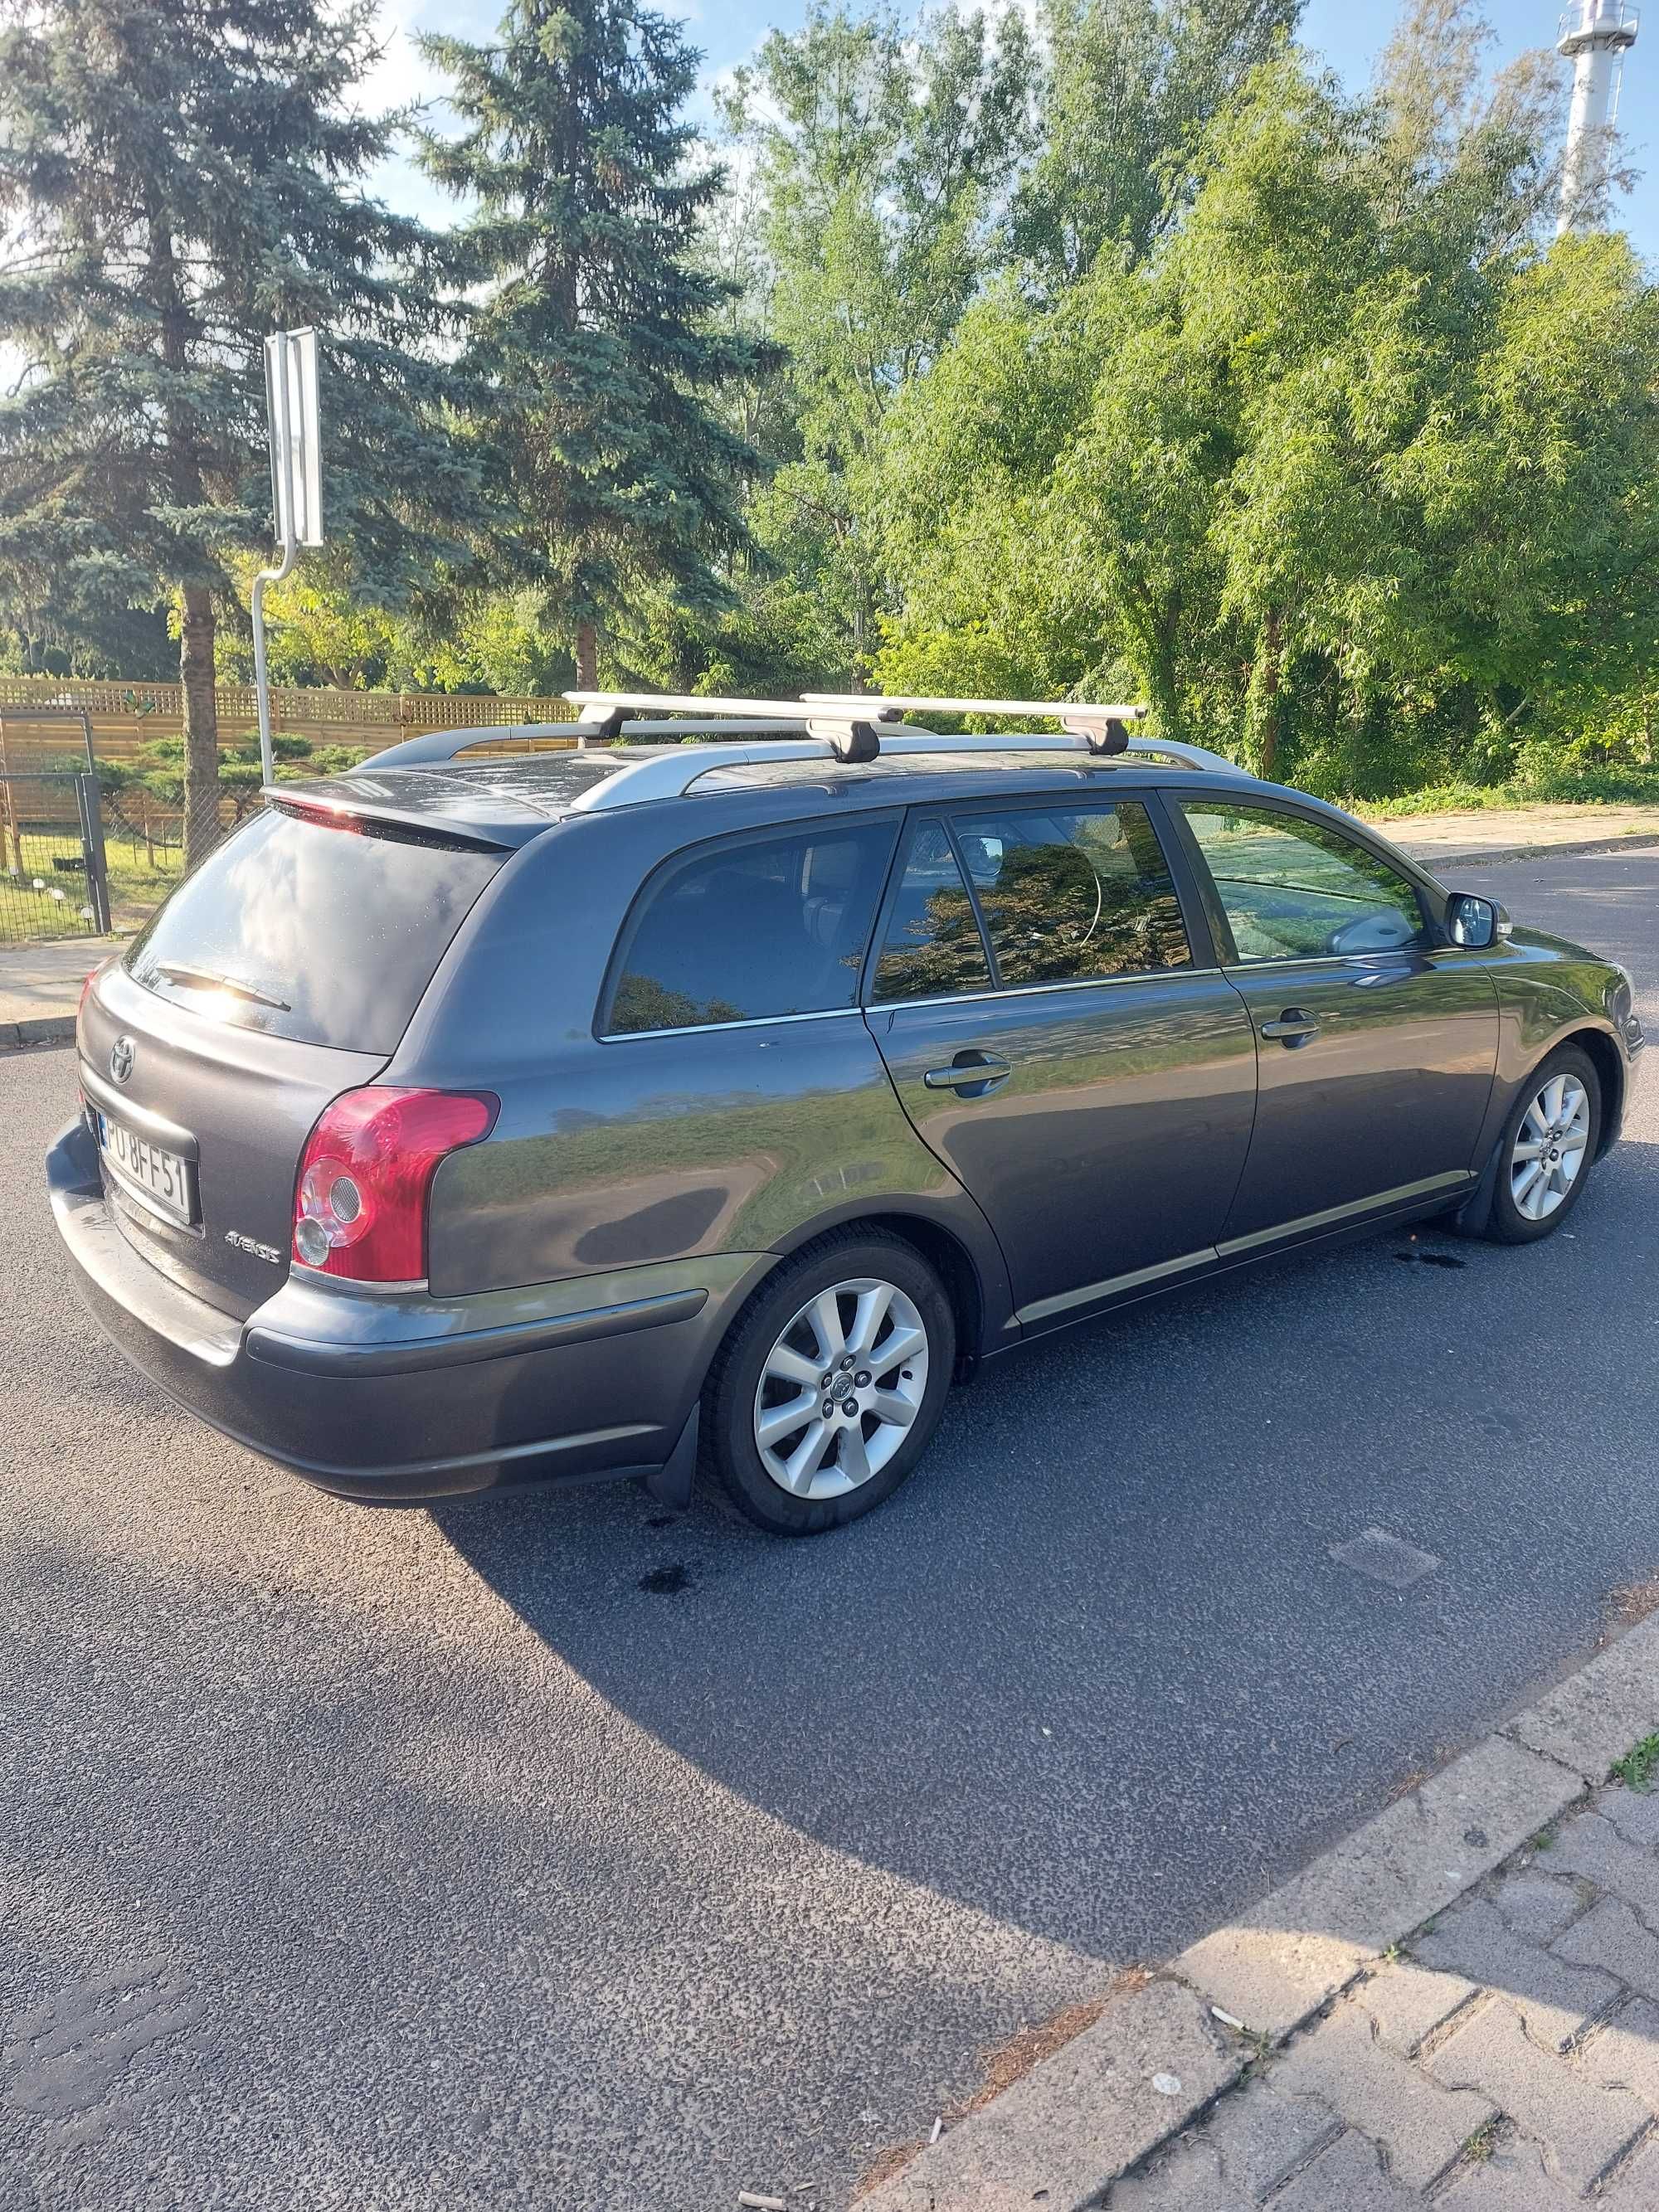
1480,1043 -> 1601,1245
702,1232 -> 956,1535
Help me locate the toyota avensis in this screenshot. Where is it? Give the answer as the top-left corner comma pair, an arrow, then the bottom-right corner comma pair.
47,692 -> 1643,1536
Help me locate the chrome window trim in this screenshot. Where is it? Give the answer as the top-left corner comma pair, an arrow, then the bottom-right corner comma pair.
600,1004 -> 866,1045
1214,949 -> 1433,974
601,960 -> 1228,1036
868,965 -> 1223,1015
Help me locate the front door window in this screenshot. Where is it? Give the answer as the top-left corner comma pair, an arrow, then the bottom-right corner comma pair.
1179,803 -> 1430,963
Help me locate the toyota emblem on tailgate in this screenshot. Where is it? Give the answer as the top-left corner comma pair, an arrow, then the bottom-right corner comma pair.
109,1036 -> 134,1085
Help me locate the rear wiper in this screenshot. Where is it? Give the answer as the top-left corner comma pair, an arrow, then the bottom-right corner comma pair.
155,962 -> 292,1013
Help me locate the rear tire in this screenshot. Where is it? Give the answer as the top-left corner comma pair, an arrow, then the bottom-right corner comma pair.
1477,1043 -> 1601,1246
702,1230 -> 956,1536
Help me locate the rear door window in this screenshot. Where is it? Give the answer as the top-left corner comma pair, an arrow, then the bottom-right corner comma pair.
951,800 -> 1192,986
124,806 -> 504,1052
869,819 -> 994,1003
606,819 -> 898,1034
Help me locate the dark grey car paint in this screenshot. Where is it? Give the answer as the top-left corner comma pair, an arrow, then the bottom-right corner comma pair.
46,751 -> 1642,1503
1212,950 -> 1501,1241
872,974 -> 1259,1321
77,959 -> 388,1318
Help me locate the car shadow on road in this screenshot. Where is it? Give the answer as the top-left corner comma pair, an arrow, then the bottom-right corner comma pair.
430,1185 -> 1659,1969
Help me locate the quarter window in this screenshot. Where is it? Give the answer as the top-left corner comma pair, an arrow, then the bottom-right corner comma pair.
1180,802 -> 1429,964
870,820 -> 993,1003
607,819 -> 897,1033
951,802 -> 1192,986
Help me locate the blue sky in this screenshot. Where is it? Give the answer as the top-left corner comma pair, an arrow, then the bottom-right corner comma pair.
368,0 -> 1653,260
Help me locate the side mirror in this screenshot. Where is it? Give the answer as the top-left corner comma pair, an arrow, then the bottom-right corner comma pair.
1446,892 -> 1511,950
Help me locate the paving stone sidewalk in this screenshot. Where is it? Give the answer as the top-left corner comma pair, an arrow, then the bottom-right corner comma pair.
1110,1779 -> 1659,2210
862,1621 -> 1659,2212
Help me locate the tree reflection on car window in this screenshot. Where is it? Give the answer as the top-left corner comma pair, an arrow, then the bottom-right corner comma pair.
953,802 -> 1192,986
871,821 -> 993,1002
871,803 -> 1191,1000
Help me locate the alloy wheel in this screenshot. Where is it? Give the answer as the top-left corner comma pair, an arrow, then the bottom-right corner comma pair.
1511,1072 -> 1590,1223
752,1276 -> 930,1500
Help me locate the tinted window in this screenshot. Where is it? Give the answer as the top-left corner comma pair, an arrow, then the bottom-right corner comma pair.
952,802 -> 1191,986
125,807 -> 502,1052
871,820 -> 993,1003
608,819 -> 897,1033
1180,803 -> 1429,963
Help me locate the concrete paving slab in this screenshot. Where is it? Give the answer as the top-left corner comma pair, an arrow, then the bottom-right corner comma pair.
858,1979 -> 1242,2212
1174,1737 -> 1581,2042
1365,804 -> 1659,872
1506,1620 -> 1659,1782
0,935 -> 115,1029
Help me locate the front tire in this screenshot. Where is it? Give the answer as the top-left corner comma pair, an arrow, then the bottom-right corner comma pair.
1479,1043 -> 1601,1245
702,1231 -> 956,1535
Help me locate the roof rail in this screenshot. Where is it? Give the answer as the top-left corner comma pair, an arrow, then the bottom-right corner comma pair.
564,730 -> 1117,812
358,721 -> 586,772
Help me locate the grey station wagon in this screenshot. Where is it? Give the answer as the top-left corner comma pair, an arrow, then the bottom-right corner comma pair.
47,691 -> 1644,1535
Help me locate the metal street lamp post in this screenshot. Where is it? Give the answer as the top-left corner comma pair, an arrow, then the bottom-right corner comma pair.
253,329 -> 324,786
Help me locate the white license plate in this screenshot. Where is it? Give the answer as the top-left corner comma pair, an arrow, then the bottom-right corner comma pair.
98,1112 -> 196,1227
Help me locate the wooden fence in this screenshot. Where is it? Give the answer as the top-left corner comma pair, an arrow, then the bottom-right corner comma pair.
0,677 -> 580,764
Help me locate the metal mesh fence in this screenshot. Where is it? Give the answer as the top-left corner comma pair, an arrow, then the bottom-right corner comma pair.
0,775 -> 109,946
184,775 -> 228,872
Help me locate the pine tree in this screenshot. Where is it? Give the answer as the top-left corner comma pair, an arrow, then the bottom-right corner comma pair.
0,0 -> 480,863
421,1 -> 779,688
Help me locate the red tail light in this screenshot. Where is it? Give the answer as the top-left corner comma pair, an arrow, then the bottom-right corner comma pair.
292,1087 -> 498,1284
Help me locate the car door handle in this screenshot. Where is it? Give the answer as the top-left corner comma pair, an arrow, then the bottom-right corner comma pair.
922,1051 -> 1012,1093
1258,1009 -> 1321,1044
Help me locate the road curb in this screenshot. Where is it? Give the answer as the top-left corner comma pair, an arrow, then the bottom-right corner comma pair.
0,1015 -> 75,1053
1388,831 -> 1659,871
858,1615 -> 1659,2210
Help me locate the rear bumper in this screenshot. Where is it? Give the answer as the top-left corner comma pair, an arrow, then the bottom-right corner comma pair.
47,1116 -> 765,1503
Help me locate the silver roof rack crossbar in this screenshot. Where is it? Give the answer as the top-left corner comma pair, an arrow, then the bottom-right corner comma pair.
565,688 -> 893,762
796,693 -> 1234,775
800,691 -> 1145,754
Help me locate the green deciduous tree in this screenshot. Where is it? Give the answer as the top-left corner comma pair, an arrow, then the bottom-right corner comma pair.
1010,0 -> 1304,284
875,28 -> 1659,797
421,0 -> 779,689
0,0 -> 481,862
720,2 -> 1036,675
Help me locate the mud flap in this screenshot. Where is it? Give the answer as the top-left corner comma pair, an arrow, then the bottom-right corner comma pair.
643,1403 -> 698,1513
1447,1133 -> 1503,1239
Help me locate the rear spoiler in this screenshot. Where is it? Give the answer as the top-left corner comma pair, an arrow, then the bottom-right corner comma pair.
265,791 -> 515,853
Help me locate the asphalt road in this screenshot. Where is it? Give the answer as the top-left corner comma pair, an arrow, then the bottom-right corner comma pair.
2,849 -> 1657,2212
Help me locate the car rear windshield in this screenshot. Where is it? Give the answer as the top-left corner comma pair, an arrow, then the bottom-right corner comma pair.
124,806 -> 504,1052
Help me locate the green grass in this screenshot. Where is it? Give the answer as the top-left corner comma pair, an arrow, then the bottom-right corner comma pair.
1,829 -> 182,946
1610,1735 -> 1659,1794
1345,766 -> 1659,820
1462,2118 -> 1501,2165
